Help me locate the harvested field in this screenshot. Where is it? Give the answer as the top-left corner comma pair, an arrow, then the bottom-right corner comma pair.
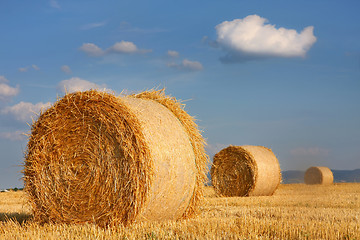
1,183 -> 359,239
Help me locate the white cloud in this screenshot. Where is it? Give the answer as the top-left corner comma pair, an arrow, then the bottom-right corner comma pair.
290,147 -> 330,157
216,15 -> 317,62
168,59 -> 203,71
61,65 -> 72,74
182,59 -> 203,71
80,41 -> 151,57
0,84 -> 19,100
50,0 -> 60,9
57,77 -> 106,93
81,21 -> 107,30
0,131 -> 27,141
108,41 -> 151,54
2,101 -> 51,122
32,64 -> 40,70
18,67 -> 28,72
0,77 -> 19,101
109,41 -> 138,53
79,43 -> 104,57
167,50 -> 179,58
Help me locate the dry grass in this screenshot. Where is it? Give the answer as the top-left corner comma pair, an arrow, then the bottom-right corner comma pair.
1,183 -> 359,239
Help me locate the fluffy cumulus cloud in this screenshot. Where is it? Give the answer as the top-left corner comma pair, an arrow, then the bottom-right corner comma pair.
182,59 -> 203,71
61,65 -> 72,74
167,50 -> 179,58
109,41 -> 138,53
168,59 -> 203,71
2,101 -> 52,123
216,15 -> 317,63
57,77 -> 106,93
0,76 -> 19,101
79,43 -> 104,57
80,41 -> 151,57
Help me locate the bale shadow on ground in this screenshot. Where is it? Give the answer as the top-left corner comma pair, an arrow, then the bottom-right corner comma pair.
0,212 -> 33,225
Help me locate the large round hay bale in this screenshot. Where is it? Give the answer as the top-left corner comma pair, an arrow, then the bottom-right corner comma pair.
24,89 -> 208,226
304,166 -> 333,185
211,145 -> 281,197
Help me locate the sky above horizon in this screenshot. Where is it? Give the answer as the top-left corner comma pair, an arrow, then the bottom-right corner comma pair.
0,0 -> 359,188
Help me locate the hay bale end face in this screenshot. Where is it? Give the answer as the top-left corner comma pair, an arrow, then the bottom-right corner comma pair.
211,145 -> 281,197
24,89 -> 208,226
304,166 -> 333,185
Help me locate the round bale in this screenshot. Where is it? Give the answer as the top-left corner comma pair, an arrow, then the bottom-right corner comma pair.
304,166 -> 333,185
24,89 -> 208,226
211,145 -> 281,197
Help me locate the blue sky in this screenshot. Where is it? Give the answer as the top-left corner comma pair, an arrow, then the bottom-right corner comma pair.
0,0 -> 359,188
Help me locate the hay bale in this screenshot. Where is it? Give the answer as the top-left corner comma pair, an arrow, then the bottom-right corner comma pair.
304,166 -> 333,185
211,145 -> 281,197
24,89 -> 208,226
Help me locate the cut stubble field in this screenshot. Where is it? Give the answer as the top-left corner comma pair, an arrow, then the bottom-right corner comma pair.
0,183 -> 359,239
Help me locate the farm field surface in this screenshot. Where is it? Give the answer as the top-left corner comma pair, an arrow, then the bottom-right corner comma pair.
0,183 -> 359,239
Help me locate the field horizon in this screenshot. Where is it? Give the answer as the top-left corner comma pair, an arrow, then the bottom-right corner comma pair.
2,168 -> 360,191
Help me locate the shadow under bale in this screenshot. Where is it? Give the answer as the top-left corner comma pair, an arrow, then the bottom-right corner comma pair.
0,212 -> 33,225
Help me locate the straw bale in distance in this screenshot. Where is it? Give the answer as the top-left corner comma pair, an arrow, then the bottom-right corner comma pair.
211,145 -> 281,197
24,89 -> 208,226
304,166 -> 333,185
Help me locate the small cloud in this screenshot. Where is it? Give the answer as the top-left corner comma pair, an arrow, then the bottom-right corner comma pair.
108,41 -> 138,54
290,147 -> 330,157
108,41 -> 152,54
18,67 -> 28,72
18,65 -> 40,72
167,50 -> 179,58
61,65 -> 72,74
57,77 -> 106,93
32,64 -> 40,70
1,101 -> 51,123
50,0 -> 60,9
168,59 -> 203,71
215,15 -> 317,63
182,59 -> 203,71
0,77 -> 19,101
80,41 -> 151,57
81,21 -> 107,30
79,43 -> 104,57
0,130 -> 27,141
